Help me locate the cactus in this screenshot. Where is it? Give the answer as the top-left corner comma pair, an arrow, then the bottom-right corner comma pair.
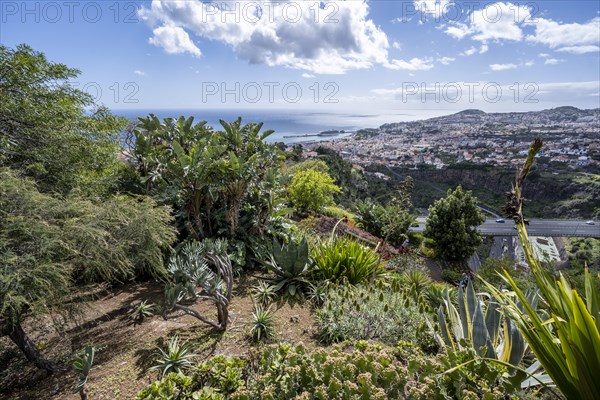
436,279 -> 535,366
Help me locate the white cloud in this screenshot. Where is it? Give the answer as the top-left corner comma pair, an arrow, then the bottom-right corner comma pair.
149,25 -> 201,57
524,61 -> 534,67
301,73 -> 315,78
461,47 -> 477,56
445,2 -> 531,43
134,70 -> 146,76
414,0 -> 453,19
490,63 -> 518,71
392,41 -> 401,49
544,58 -> 563,65
538,53 -> 550,58
527,17 -> 600,49
139,0 -> 394,74
556,45 -> 600,54
437,56 -> 455,65
479,44 -> 489,54
386,57 -> 434,71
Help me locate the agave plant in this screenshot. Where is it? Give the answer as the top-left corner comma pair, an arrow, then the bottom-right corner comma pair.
73,345 -> 95,400
264,237 -> 311,298
252,280 -> 276,306
149,336 -> 196,378
482,138 -> 600,399
250,304 -> 275,342
436,279 -> 531,367
129,300 -> 155,322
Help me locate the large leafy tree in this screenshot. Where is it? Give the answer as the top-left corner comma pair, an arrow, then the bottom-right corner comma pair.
287,168 -> 341,214
0,44 -> 126,195
0,44 -> 177,372
424,185 -> 484,260
0,169 -> 176,371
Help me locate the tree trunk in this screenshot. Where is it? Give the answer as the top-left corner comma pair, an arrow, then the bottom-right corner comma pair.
8,323 -> 57,373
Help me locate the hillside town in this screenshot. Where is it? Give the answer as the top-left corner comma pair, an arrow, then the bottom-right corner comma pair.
306,107 -> 600,170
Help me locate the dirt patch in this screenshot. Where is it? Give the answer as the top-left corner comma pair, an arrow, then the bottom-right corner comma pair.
1,275 -> 318,400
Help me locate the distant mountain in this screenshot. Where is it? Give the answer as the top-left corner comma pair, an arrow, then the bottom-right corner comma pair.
380,107 -> 599,130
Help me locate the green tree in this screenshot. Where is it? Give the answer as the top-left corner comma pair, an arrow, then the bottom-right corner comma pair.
0,44 -> 127,195
287,168 -> 341,214
0,169 -> 176,372
424,185 -> 484,260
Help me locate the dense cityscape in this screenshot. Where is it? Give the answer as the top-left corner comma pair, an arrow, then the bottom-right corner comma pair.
309,107 -> 600,170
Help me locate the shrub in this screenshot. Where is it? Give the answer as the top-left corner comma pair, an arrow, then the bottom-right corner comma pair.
315,284 -> 436,351
311,236 -> 381,285
441,269 -> 462,284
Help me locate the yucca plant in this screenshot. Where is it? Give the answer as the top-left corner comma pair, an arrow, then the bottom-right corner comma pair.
311,236 -> 381,285
129,300 -> 155,322
264,237 -> 311,299
252,280 -> 276,306
250,304 -> 275,342
149,336 -> 196,378
436,279 -> 530,367
73,345 -> 95,400
482,138 -> 600,399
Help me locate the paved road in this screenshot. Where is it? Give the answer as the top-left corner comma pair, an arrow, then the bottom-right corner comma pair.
411,218 -> 599,238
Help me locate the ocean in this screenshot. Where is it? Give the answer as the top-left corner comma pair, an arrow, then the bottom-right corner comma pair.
113,109 -> 408,144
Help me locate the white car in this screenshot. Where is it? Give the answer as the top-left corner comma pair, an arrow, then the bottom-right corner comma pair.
586,220 -> 595,225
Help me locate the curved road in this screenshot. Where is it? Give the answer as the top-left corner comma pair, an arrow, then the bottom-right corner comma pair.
411,218 -> 599,238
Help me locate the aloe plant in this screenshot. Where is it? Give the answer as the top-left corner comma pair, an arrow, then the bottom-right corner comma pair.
73,345 -> 95,400
436,280 -> 531,367
482,138 -> 600,399
264,237 -> 311,298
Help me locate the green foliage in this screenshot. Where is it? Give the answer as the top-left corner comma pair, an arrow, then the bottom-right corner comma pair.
354,177 -> 416,247
287,168 -> 341,214
250,305 -> 276,342
478,257 -> 532,290
73,345 -> 95,395
264,237 -> 311,299
163,240 -> 233,330
436,280 -> 529,367
149,336 -> 197,378
0,169 -> 176,333
140,342 -> 526,399
252,281 -> 276,306
485,138 -> 600,400
132,115 -> 286,266
316,284 -> 435,350
441,269 -> 463,284
136,373 -> 197,400
306,282 -> 329,307
311,236 -> 381,285
129,301 -> 155,322
0,44 -> 127,195
424,186 -> 485,260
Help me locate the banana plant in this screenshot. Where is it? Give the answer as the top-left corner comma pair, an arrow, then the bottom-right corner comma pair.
264,237 -> 311,298
436,280 -> 533,367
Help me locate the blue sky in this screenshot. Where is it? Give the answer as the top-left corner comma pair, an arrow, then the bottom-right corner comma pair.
2,1 -> 599,120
